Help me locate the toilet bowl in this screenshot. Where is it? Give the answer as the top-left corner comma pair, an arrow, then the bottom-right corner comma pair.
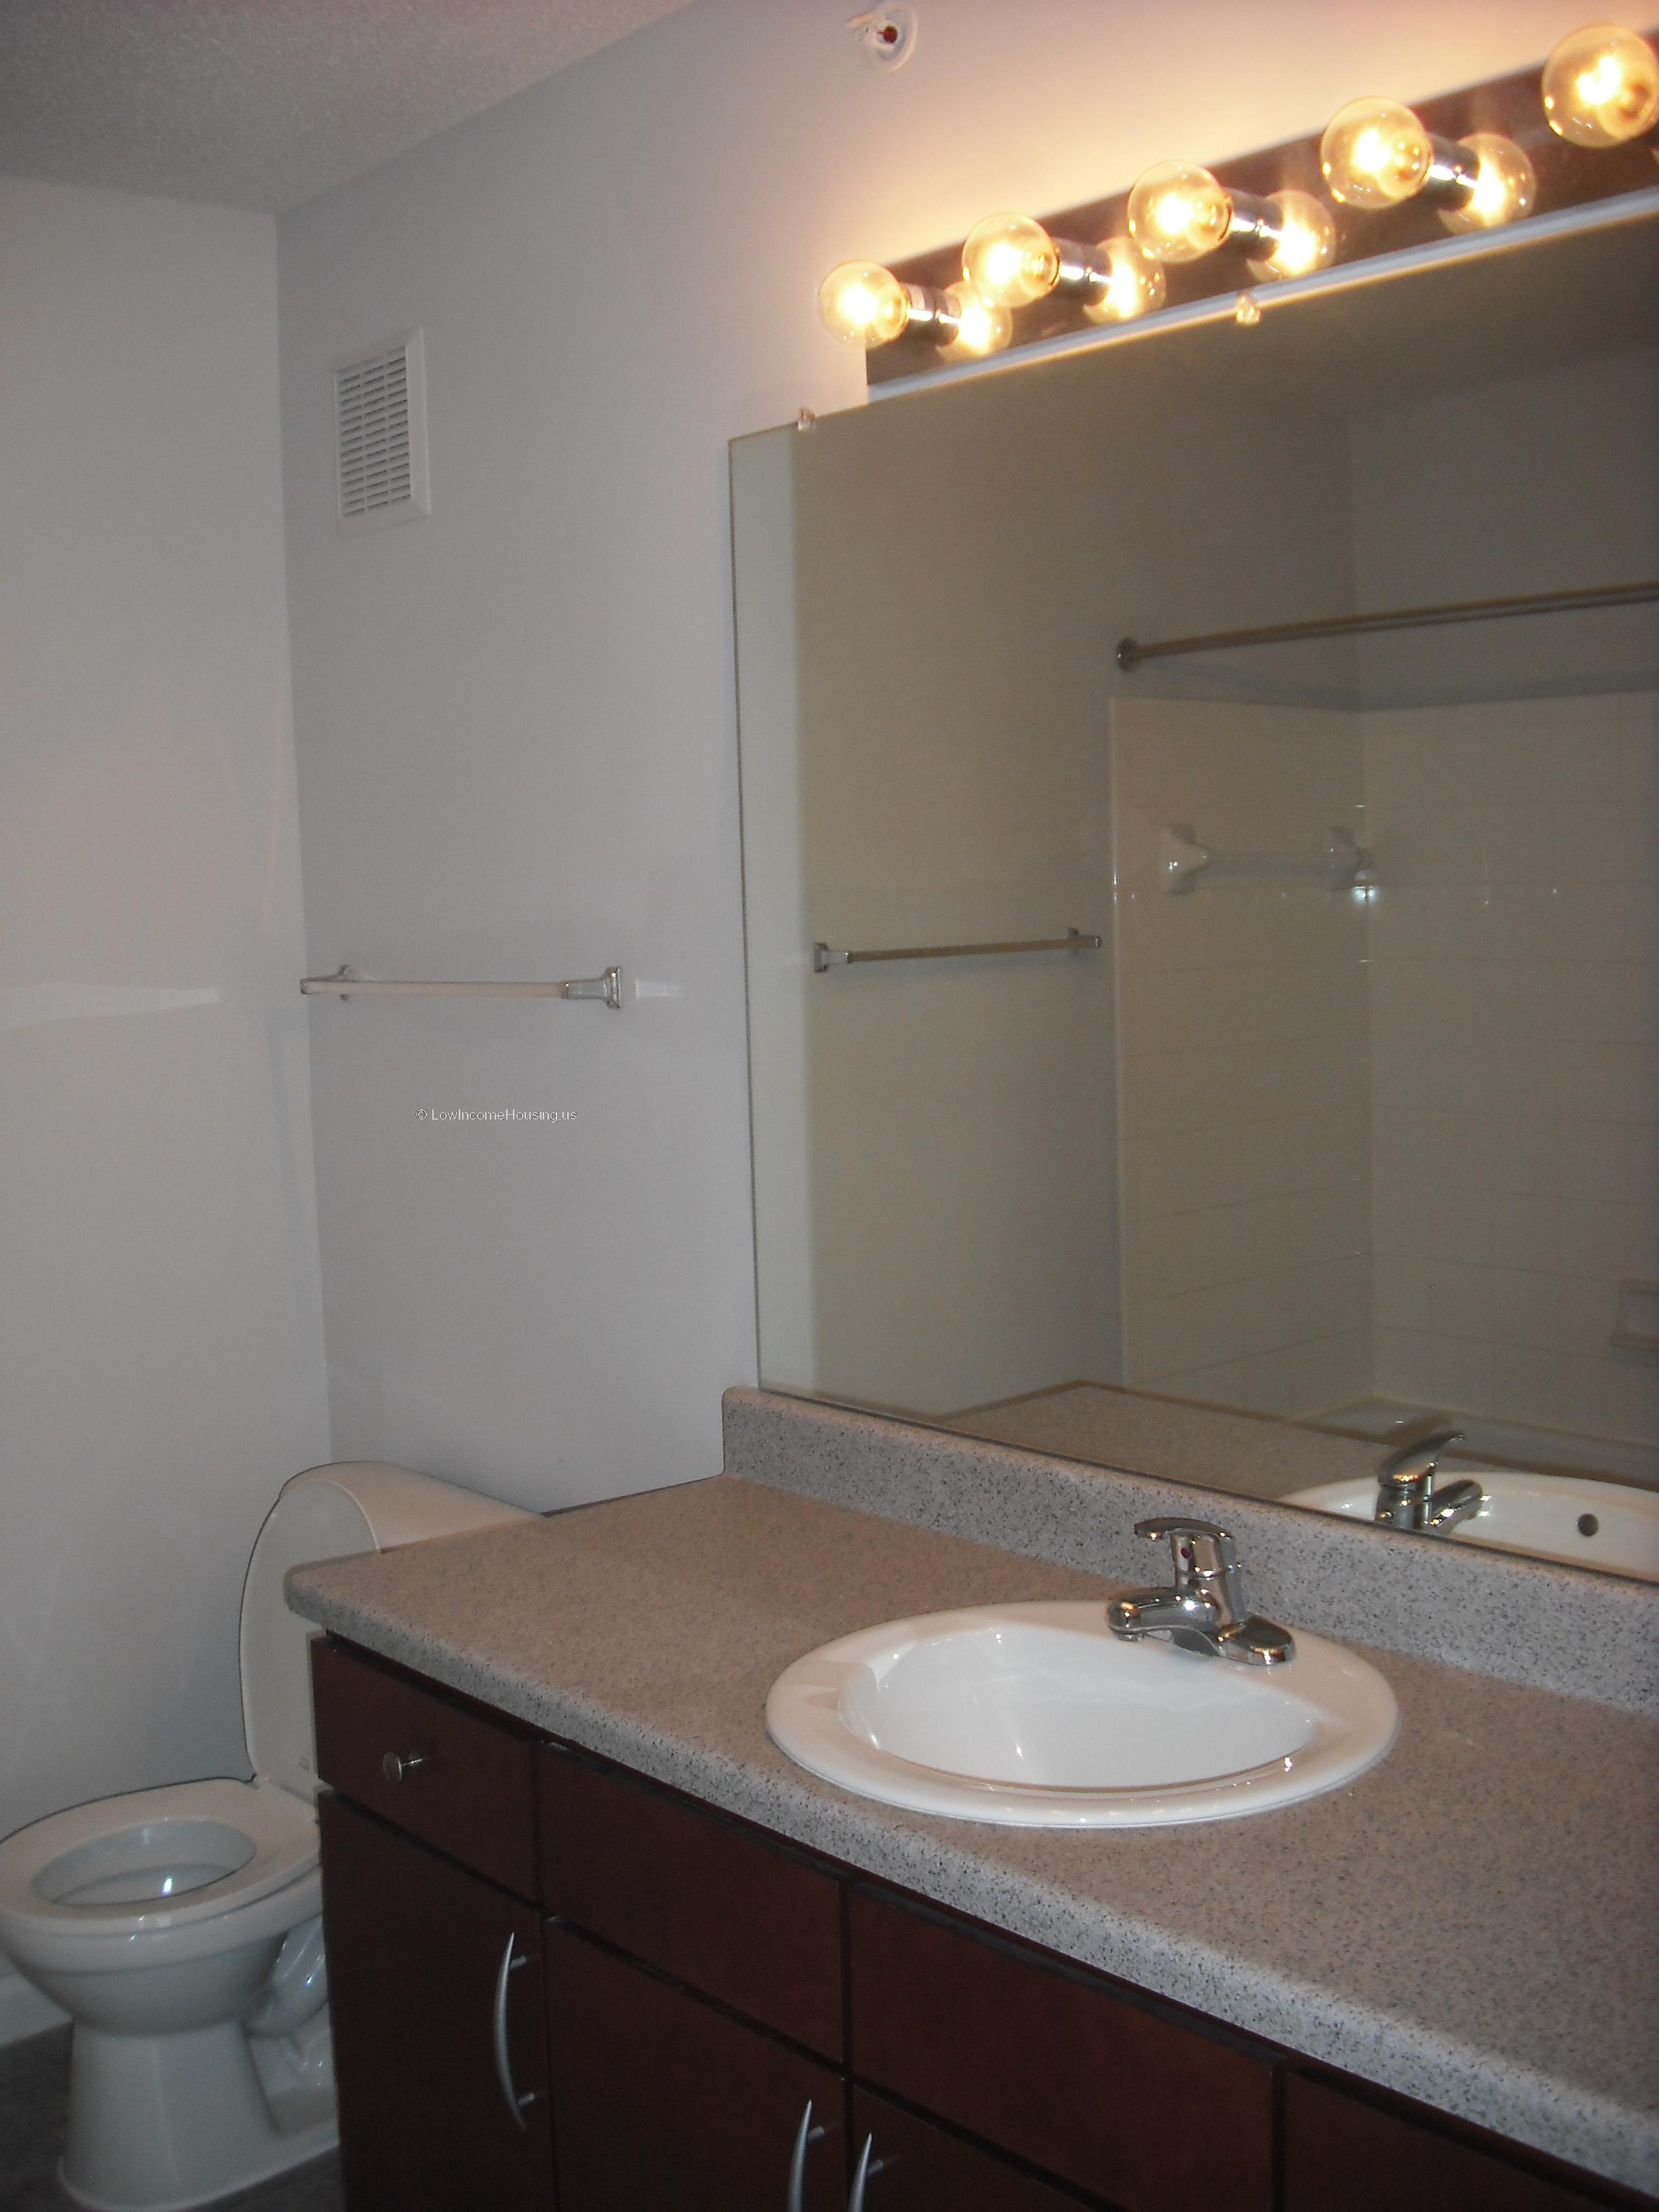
0,1462 -> 531,2212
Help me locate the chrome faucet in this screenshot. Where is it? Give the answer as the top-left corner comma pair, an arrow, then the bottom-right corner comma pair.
1107,1518 -> 1294,1666
1374,1427 -> 1484,1533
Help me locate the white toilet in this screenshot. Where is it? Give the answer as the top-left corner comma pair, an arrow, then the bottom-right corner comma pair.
0,1461 -> 531,2212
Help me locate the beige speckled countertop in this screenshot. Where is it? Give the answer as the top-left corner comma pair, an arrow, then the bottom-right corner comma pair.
289,1475 -> 1659,2196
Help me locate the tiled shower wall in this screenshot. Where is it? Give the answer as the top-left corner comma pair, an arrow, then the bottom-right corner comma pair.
1364,689 -> 1659,1456
1111,698 -> 1374,1418
1112,689 -> 1659,1462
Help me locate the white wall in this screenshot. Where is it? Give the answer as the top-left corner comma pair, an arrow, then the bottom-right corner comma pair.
1351,340 -> 1659,708
276,0 -> 1583,1505
0,178 -> 327,1850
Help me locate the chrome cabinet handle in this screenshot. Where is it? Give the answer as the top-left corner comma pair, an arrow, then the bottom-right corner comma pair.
847,2133 -> 886,2211
491,1933 -> 539,2131
380,1750 -> 429,1783
786,2097 -> 827,2212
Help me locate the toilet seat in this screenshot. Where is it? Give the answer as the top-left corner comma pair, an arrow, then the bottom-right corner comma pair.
0,1777 -> 316,1963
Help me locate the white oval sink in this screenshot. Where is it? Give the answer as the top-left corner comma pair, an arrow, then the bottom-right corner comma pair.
1286,1470 -> 1659,1582
766,1601 -> 1397,1828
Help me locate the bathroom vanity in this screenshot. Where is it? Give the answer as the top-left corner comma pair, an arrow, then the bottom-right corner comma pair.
290,1402 -> 1659,2212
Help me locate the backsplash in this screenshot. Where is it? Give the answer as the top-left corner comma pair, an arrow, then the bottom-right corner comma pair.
723,1386 -> 1658,1715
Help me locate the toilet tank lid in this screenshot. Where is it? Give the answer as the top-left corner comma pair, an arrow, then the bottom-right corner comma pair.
285,1460 -> 536,1549
239,1462 -> 535,1801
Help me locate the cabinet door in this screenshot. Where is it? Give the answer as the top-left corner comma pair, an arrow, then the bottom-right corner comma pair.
1283,2075 -> 1625,2212
540,1744 -> 844,2057
319,1795 -> 552,2212
848,2089 -> 1107,2211
545,1921 -> 844,2212
849,1887 -> 1273,2212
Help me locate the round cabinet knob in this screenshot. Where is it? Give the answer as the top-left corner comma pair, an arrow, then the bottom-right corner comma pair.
381,1750 -> 430,1784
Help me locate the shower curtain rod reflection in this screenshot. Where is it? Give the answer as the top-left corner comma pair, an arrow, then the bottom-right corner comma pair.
1115,577 -> 1659,672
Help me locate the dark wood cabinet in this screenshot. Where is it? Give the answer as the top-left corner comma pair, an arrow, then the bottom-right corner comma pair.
312,1635 -> 1651,2212
849,1885 -> 1273,2212
545,1923 -> 845,2211
848,2089 -> 1105,2211
539,1743 -> 844,2058
1283,2074 -> 1629,2212
318,1794 -> 552,2212
311,1636 -> 538,1899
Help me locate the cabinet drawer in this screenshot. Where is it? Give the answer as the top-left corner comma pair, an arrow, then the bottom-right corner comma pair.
1283,2075 -> 1628,2212
850,2089 -> 1105,2211
312,1639 -> 537,1900
848,1887 -> 1274,2212
539,1744 -> 844,2059
546,1923 -> 845,2212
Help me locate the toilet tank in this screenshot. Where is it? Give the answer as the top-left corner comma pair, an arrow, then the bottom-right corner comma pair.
239,1462 -> 534,1803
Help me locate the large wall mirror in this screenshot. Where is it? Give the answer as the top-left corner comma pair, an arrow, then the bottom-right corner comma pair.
731,203 -> 1659,1583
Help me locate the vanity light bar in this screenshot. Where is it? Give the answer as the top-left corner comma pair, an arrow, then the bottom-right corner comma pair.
819,23 -> 1659,386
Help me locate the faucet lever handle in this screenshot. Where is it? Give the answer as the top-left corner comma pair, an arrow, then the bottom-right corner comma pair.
1377,1427 -> 1465,1487
1132,1517 -> 1239,1582
1374,1425 -> 1468,1530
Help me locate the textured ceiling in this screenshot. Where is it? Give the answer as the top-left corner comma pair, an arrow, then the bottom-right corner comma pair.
0,0 -> 695,213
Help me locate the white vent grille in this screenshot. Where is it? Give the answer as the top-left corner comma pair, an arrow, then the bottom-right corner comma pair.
334,330 -> 429,535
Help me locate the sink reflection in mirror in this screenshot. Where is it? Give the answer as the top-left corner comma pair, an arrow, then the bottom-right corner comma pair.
731,203 -> 1659,1583
1288,1467 -> 1659,1580
766,1602 -> 1399,1828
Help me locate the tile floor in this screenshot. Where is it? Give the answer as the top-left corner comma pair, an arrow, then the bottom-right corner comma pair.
0,2029 -> 344,2212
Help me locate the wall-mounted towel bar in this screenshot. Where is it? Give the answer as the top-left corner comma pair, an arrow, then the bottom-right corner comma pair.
301,965 -> 623,1008
813,929 -> 1101,972
1161,824 -> 1373,896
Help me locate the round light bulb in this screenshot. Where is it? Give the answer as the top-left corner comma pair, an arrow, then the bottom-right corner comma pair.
1439,134 -> 1537,232
1126,161 -> 1233,264
960,213 -> 1061,307
1542,22 -> 1659,145
935,281 -> 1013,362
1246,190 -> 1338,281
816,261 -> 910,348
1319,97 -> 1434,208
1081,237 -> 1166,325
